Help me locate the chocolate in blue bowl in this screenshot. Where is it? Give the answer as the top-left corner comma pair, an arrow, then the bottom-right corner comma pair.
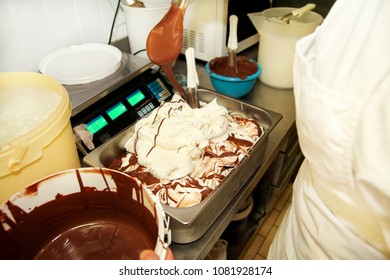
206,56 -> 262,98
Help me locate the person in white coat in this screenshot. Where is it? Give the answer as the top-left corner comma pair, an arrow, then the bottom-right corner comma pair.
267,0 -> 390,259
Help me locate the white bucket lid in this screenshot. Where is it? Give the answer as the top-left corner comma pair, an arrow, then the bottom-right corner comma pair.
38,44 -> 122,85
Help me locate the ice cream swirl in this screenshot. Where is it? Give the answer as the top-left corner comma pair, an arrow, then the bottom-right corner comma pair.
110,94 -> 263,208
125,94 -> 230,181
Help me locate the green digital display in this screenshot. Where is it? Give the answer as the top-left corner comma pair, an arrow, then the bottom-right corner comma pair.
126,90 -> 146,107
86,115 -> 108,134
106,102 -> 127,120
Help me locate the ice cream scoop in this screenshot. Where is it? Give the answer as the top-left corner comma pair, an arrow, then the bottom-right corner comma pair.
185,47 -> 199,108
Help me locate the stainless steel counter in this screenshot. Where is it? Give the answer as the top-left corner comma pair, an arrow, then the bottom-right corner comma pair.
170,45 -> 298,259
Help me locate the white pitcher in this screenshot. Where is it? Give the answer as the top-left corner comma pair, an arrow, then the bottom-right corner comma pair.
248,7 -> 323,89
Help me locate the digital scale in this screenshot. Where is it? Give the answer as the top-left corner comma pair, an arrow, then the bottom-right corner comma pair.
68,53 -> 175,152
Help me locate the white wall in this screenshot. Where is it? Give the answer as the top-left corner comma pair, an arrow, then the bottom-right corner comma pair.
0,0 -> 128,72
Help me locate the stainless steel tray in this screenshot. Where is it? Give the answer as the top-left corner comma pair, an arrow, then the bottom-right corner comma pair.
83,89 -> 282,243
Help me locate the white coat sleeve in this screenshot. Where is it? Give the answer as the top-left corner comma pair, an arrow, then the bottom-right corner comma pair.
353,72 -> 390,255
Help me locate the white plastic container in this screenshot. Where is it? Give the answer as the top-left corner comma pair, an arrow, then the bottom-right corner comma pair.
121,0 -> 170,58
248,8 -> 323,89
0,72 -> 80,203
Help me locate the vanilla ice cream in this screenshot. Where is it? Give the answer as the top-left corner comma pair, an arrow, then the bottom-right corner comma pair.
109,94 -> 263,208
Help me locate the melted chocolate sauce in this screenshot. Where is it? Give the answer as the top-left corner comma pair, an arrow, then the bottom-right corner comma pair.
209,56 -> 258,80
146,5 -> 185,94
0,169 -> 157,260
227,135 -> 254,147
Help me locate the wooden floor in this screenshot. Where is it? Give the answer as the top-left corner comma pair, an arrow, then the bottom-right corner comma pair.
240,183 -> 293,260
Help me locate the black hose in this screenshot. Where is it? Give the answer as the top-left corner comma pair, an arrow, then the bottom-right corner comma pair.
108,0 -> 121,45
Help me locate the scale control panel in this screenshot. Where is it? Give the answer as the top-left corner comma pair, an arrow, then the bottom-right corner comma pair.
71,70 -> 174,152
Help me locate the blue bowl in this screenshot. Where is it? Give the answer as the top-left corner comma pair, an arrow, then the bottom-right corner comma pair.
205,59 -> 262,98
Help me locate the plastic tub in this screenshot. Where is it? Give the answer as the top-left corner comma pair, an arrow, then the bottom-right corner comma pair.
0,168 -> 171,259
0,72 -> 80,204
121,0 -> 170,58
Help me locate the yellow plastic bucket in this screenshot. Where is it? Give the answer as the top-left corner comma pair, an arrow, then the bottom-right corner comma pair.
0,72 -> 80,203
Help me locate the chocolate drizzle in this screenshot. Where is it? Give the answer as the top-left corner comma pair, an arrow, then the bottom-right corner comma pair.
227,134 -> 254,148
146,117 -> 167,158
143,103 -> 184,158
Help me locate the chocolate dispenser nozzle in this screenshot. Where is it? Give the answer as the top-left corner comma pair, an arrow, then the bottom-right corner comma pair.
172,0 -> 191,13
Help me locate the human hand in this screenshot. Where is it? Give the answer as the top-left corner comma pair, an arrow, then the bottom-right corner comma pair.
140,248 -> 175,260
